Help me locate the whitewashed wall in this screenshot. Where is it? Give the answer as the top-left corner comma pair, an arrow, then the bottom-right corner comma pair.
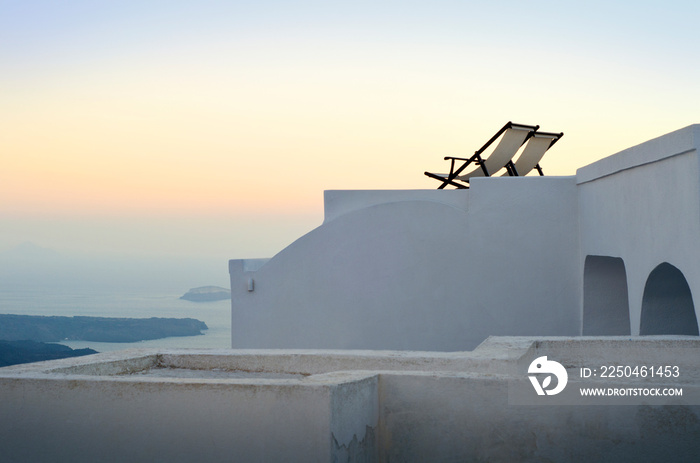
578,125 -> 700,335
231,177 -> 581,350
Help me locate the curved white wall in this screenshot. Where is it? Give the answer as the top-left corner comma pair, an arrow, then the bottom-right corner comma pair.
231,178 -> 580,351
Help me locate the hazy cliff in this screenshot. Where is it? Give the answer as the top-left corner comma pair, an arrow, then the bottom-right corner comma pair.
180,286 -> 231,302
0,314 -> 208,343
0,340 -> 97,367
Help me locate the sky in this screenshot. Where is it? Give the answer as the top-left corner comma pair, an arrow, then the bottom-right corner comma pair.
2,0 -> 699,263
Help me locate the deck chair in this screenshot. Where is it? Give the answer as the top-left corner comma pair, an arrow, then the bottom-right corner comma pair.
424,122 -> 539,189
502,131 -> 563,177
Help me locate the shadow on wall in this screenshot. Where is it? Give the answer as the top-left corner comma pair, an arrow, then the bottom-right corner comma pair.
583,255 -> 631,335
640,263 -> 699,335
584,258 -> 699,336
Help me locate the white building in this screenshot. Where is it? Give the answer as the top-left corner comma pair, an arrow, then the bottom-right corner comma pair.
230,124 -> 700,350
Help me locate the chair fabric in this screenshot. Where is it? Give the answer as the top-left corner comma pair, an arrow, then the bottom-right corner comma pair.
503,131 -> 563,177
455,126 -> 533,181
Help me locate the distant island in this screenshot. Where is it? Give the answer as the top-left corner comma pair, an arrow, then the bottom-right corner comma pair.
0,314 -> 208,343
180,286 -> 231,302
0,340 -> 97,367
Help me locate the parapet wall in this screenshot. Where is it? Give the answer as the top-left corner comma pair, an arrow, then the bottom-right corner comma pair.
3,337 -> 700,462
231,177 -> 580,351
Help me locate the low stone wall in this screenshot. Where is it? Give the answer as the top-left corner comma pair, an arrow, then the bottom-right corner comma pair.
1,337 -> 699,462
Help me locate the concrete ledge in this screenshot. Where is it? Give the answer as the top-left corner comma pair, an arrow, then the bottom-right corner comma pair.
323,189 -> 469,223
2,337 -> 700,462
576,124 -> 700,184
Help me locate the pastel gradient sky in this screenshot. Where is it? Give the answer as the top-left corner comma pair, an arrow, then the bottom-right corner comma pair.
2,0 -> 699,259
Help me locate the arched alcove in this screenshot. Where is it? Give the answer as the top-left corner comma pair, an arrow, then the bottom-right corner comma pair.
583,255 -> 631,335
640,263 -> 698,335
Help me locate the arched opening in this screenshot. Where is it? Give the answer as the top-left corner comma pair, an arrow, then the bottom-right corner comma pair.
640,263 -> 698,335
583,255 -> 631,335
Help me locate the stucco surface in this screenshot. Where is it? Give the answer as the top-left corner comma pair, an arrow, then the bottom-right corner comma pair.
2,338 -> 700,462
578,125 -> 700,335
231,177 -> 580,351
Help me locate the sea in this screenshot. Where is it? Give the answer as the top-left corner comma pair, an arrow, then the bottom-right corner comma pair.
0,288 -> 231,352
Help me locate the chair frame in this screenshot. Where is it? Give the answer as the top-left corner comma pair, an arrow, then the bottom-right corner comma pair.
425,122 -> 539,189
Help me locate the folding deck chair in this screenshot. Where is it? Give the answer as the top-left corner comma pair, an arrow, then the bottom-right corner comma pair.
424,122 -> 538,189
502,130 -> 564,177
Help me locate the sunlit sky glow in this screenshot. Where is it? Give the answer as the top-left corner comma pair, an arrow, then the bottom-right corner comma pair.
2,0 -> 699,258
